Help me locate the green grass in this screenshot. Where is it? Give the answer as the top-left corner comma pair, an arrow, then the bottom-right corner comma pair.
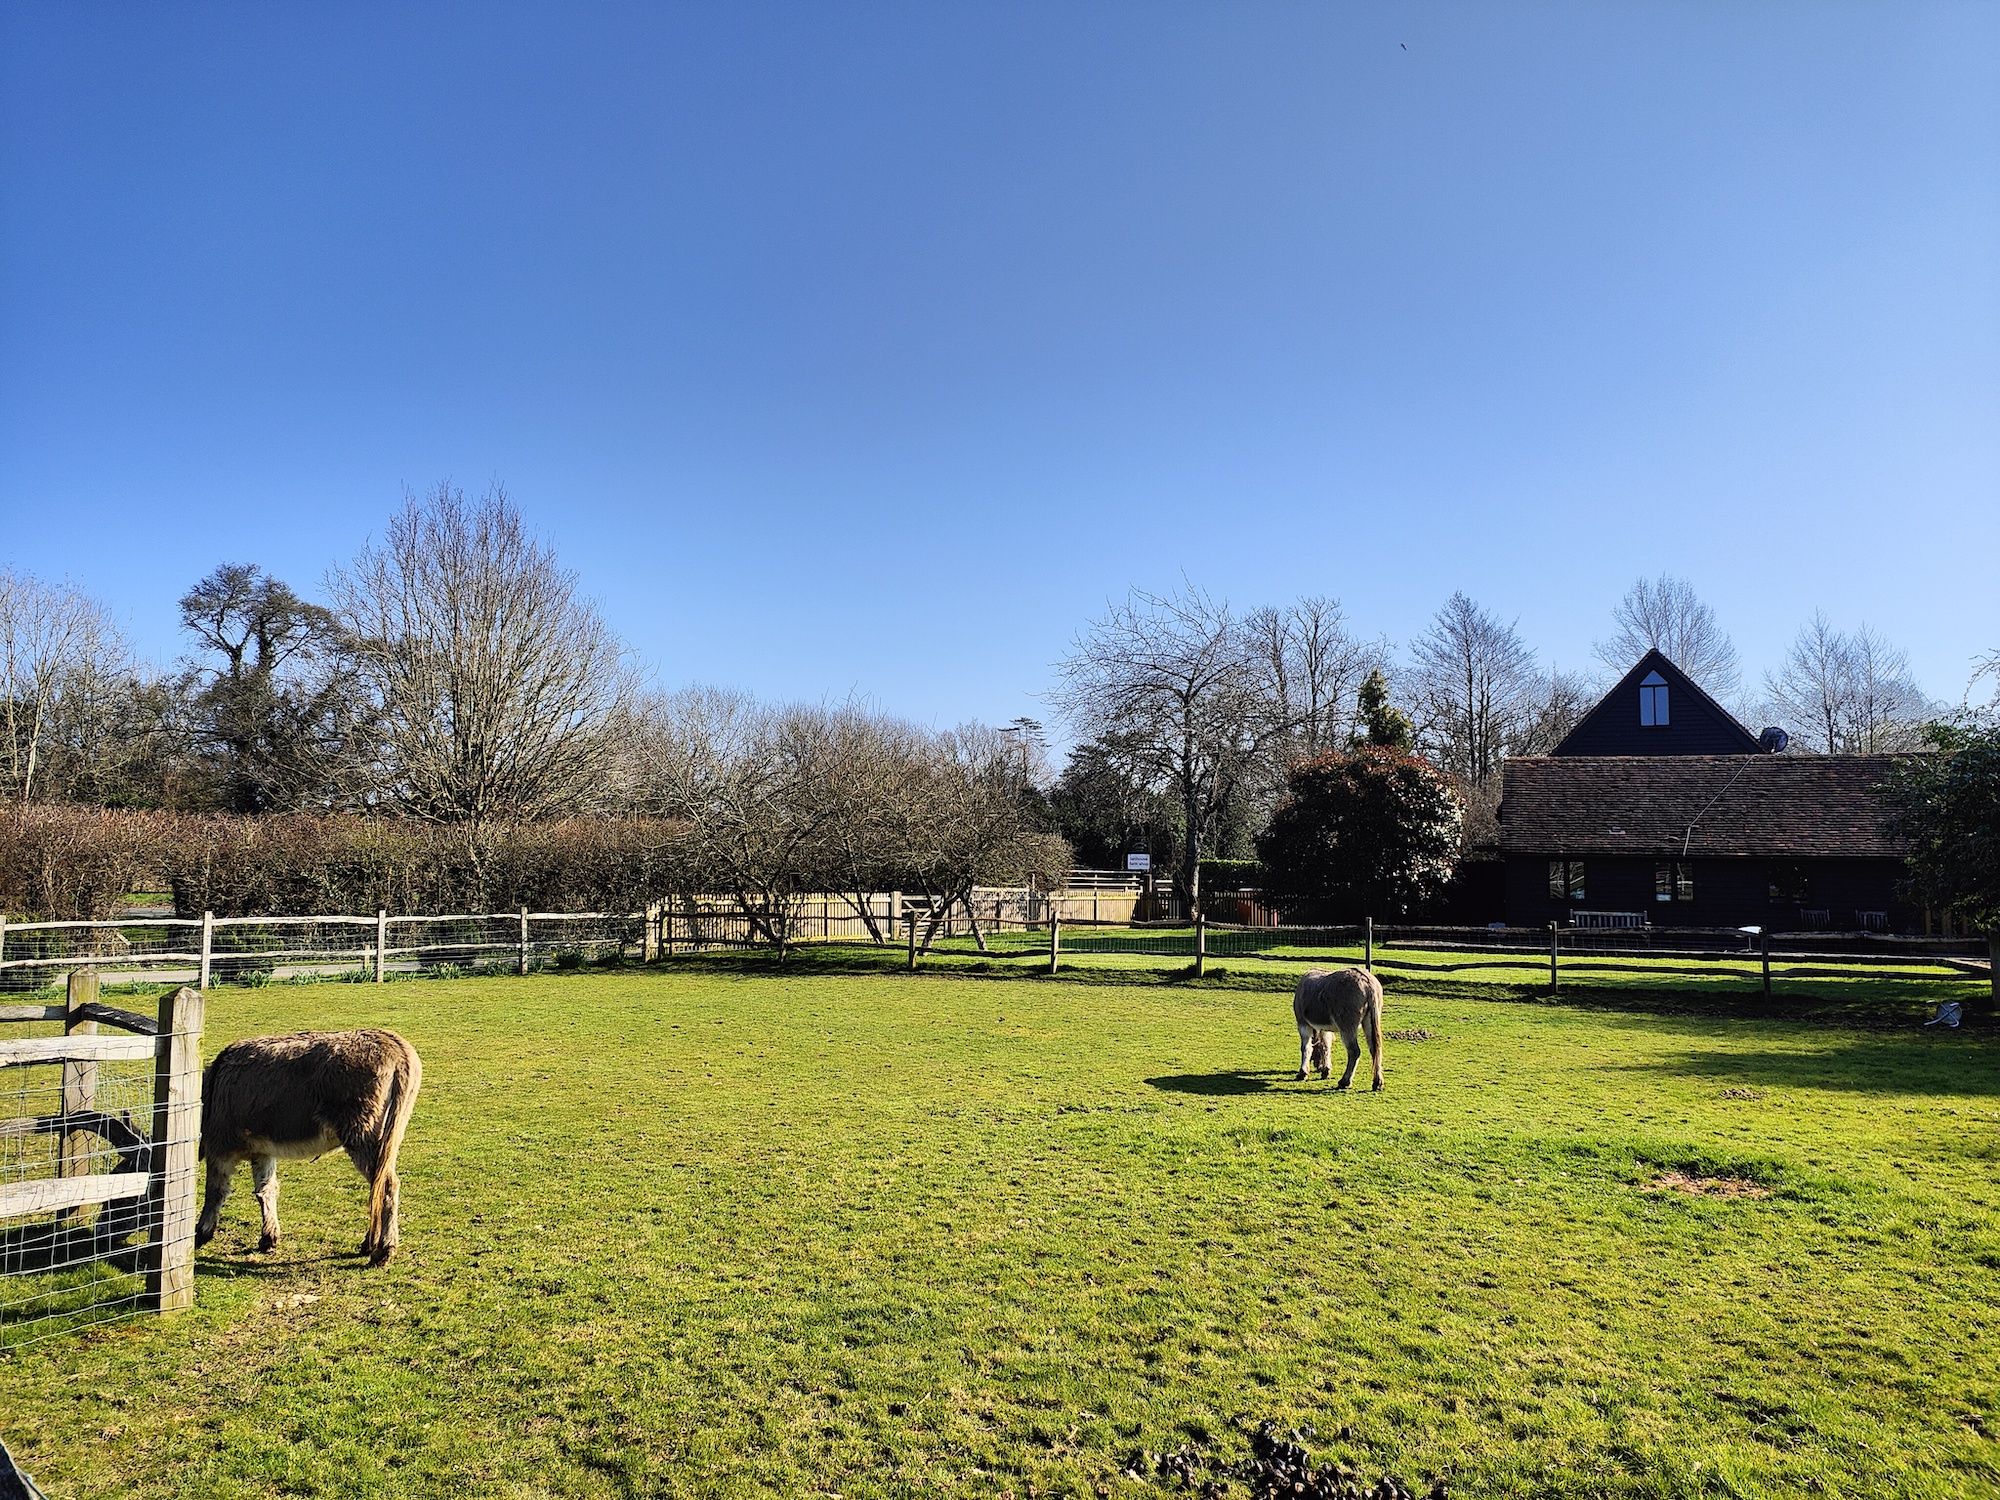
5,959 -> 1998,1498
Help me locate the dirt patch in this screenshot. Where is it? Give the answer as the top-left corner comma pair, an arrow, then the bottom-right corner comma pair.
1641,1170 -> 1771,1200
1387,1028 -> 1439,1042
1718,1087 -> 1766,1100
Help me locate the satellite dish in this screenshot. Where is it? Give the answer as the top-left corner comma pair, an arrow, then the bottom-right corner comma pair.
1759,727 -> 1789,753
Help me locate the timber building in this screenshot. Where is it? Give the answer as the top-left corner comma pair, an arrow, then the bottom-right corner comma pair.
1497,651 -> 1913,932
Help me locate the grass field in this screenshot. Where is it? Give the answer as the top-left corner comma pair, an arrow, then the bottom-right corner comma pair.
5,958 -> 1998,1498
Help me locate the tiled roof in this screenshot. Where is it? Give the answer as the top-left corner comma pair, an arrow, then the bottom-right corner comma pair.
1498,754 -> 1908,858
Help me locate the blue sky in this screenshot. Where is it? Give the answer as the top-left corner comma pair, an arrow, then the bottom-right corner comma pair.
3,2 -> 1995,731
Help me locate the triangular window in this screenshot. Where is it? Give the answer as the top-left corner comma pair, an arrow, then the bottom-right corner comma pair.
1639,671 -> 1669,727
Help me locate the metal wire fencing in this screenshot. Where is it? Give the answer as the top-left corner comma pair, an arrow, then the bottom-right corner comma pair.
1,978 -> 202,1348
0,912 -> 652,994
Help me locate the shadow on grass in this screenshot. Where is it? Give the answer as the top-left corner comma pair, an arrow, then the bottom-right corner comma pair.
1622,1033 -> 2000,1096
195,1250 -> 366,1280
1143,1070 -> 1294,1096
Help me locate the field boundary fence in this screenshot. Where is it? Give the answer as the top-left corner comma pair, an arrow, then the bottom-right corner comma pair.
2,972 -> 202,1347
0,899 -> 1986,1000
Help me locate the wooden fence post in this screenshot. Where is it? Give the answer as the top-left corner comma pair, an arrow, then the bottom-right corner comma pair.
60,967 -> 100,1223
1364,916 -> 1373,973
1761,927 -> 1771,998
906,913 -> 918,971
1049,915 -> 1061,975
198,911 -> 214,990
375,910 -> 388,984
1549,923 -> 1559,994
519,907 -> 530,976
1195,912 -> 1206,978
145,985 -> 204,1315
643,901 -> 661,963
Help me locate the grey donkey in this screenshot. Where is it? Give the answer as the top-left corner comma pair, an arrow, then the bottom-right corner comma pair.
1292,967 -> 1384,1090
196,1029 -> 423,1266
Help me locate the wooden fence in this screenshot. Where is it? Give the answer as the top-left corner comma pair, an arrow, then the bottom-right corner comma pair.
1,972 -> 203,1345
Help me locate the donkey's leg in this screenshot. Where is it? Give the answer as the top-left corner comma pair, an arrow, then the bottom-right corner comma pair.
369,1165 -> 402,1267
1334,1021 -> 1363,1090
1365,997 -> 1384,1091
251,1154 -> 282,1252
194,1153 -> 241,1247
1296,1022 -> 1315,1081
346,1139 -> 385,1259
1313,1032 -> 1334,1079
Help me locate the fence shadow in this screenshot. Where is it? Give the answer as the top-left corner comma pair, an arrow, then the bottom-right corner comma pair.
1621,1035 -> 2000,1097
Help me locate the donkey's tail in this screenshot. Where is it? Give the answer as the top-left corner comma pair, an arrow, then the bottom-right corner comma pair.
367,1040 -> 424,1230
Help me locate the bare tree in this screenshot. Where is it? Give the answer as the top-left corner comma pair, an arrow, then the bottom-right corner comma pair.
1407,592 -> 1540,793
1842,625 -> 1930,753
1973,649 -> 2000,711
629,693 -> 1065,954
1514,669 -> 1596,756
0,570 -> 138,803
327,485 -> 632,830
1594,575 -> 1741,695
1763,613 -> 1931,754
629,689 -> 841,953
1245,597 -> 1386,761
882,722 -> 1068,952
1051,585 -> 1291,911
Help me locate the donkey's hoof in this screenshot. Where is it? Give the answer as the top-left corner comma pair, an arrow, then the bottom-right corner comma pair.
1294,1069 -> 1309,1081
1372,1081 -> 1384,1092
257,1233 -> 279,1253
367,1246 -> 395,1268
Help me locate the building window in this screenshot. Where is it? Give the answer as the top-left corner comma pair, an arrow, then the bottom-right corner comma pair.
1769,862 -> 1808,904
1548,859 -> 1585,902
1655,861 -> 1694,902
1639,671 -> 1670,727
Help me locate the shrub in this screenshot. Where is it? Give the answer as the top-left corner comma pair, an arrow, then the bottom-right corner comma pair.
1255,748 -> 1461,921
0,806 -> 690,919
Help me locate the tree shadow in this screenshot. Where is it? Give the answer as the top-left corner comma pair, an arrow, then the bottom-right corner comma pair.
1621,1034 -> 2000,1097
1144,1070 -> 1297,1096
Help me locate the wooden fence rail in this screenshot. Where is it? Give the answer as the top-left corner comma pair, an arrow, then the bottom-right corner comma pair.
1,973 -> 204,1343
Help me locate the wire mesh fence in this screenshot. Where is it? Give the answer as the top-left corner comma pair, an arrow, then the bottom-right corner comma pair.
1,980 -> 202,1349
0,912 -> 655,994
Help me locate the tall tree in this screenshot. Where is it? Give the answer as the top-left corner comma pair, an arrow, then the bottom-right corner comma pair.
0,569 -> 141,803
178,564 -> 364,811
1594,575 -> 1741,694
1245,597 -> 1385,761
1407,591 -> 1540,793
1514,669 -> 1596,756
1763,613 -> 1930,754
1052,585 -> 1290,911
327,484 -> 632,830
1046,733 -> 1182,873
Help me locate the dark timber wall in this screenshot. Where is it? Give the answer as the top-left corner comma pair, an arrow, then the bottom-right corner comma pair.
1503,856 -> 1914,931
1554,650 -> 1763,758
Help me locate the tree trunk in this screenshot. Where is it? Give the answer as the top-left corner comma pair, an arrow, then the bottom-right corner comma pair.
1182,786 -> 1202,925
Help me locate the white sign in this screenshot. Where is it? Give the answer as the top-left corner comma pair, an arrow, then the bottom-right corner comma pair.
1125,853 -> 1151,872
